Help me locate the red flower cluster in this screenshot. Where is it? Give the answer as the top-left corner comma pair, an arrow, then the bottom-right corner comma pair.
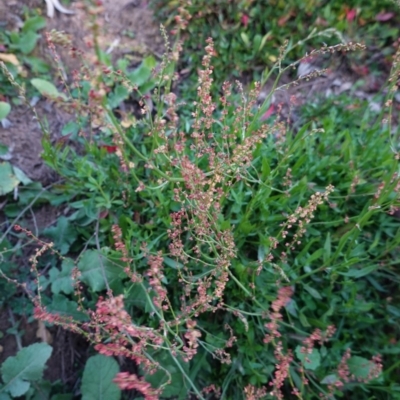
113,372 -> 160,400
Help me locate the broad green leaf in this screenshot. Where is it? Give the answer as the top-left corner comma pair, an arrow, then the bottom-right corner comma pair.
49,258 -> 75,295
0,162 -> 19,196
61,121 -> 80,136
348,356 -> 381,380
81,355 -> 121,400
31,79 -> 67,100
12,166 -> 32,185
1,343 -> 52,397
22,16 -> 46,33
0,102 -> 11,120
23,56 -> 50,74
107,84 -> 129,108
320,374 -> 337,384
128,56 -> 156,88
295,346 -> 321,371
78,250 -> 123,292
139,80 -> 156,94
18,32 -> 40,54
241,32 -> 250,47
142,55 -> 156,70
43,217 -> 78,255
46,294 -> 88,321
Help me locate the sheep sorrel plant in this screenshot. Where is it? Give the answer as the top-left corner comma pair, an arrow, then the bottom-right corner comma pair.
2,21 -> 400,399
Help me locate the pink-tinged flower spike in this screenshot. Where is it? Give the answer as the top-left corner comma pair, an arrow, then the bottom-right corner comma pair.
113,372 -> 160,400
241,14 -> 249,27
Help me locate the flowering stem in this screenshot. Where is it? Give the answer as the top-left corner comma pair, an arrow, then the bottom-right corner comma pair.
104,106 -> 184,183
137,280 -> 182,342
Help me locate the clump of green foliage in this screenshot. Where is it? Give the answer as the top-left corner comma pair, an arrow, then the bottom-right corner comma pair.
150,0 -> 399,85
0,9 -> 51,108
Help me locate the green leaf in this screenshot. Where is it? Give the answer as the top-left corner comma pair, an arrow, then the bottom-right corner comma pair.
49,258 -> 75,295
0,102 -> 11,120
0,162 -> 20,196
387,305 -> 400,318
348,356 -> 381,380
81,355 -> 121,400
23,56 -> 50,74
128,56 -> 156,87
299,312 -> 311,327
295,346 -> 321,371
1,343 -> 52,397
78,250 -> 123,292
323,233 -> 331,264
306,248 -> 324,264
261,157 -> 270,179
320,374 -> 337,384
62,121 -> 80,136
46,294 -> 88,321
43,217 -> 78,255
339,264 -> 378,278
163,256 -> 183,270
143,55 -> 156,70
31,79 -> 67,100
18,32 -> 40,54
240,32 -> 250,47
302,284 -> 322,300
12,166 -> 32,185
22,16 -> 46,33
107,85 -> 129,108
125,283 -> 152,313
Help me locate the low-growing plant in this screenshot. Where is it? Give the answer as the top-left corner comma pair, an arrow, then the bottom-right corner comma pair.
0,10 -> 50,111
0,342 -> 119,399
1,10 -> 400,400
0,342 -> 53,399
149,0 -> 399,87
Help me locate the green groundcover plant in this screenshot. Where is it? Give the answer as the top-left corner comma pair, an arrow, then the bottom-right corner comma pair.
0,9 -> 51,112
1,7 -> 400,400
150,0 -> 399,87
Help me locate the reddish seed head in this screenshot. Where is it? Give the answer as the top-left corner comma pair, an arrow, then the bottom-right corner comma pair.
241,14 -> 249,27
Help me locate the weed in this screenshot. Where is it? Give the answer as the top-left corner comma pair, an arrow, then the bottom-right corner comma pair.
0,2 -> 400,399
